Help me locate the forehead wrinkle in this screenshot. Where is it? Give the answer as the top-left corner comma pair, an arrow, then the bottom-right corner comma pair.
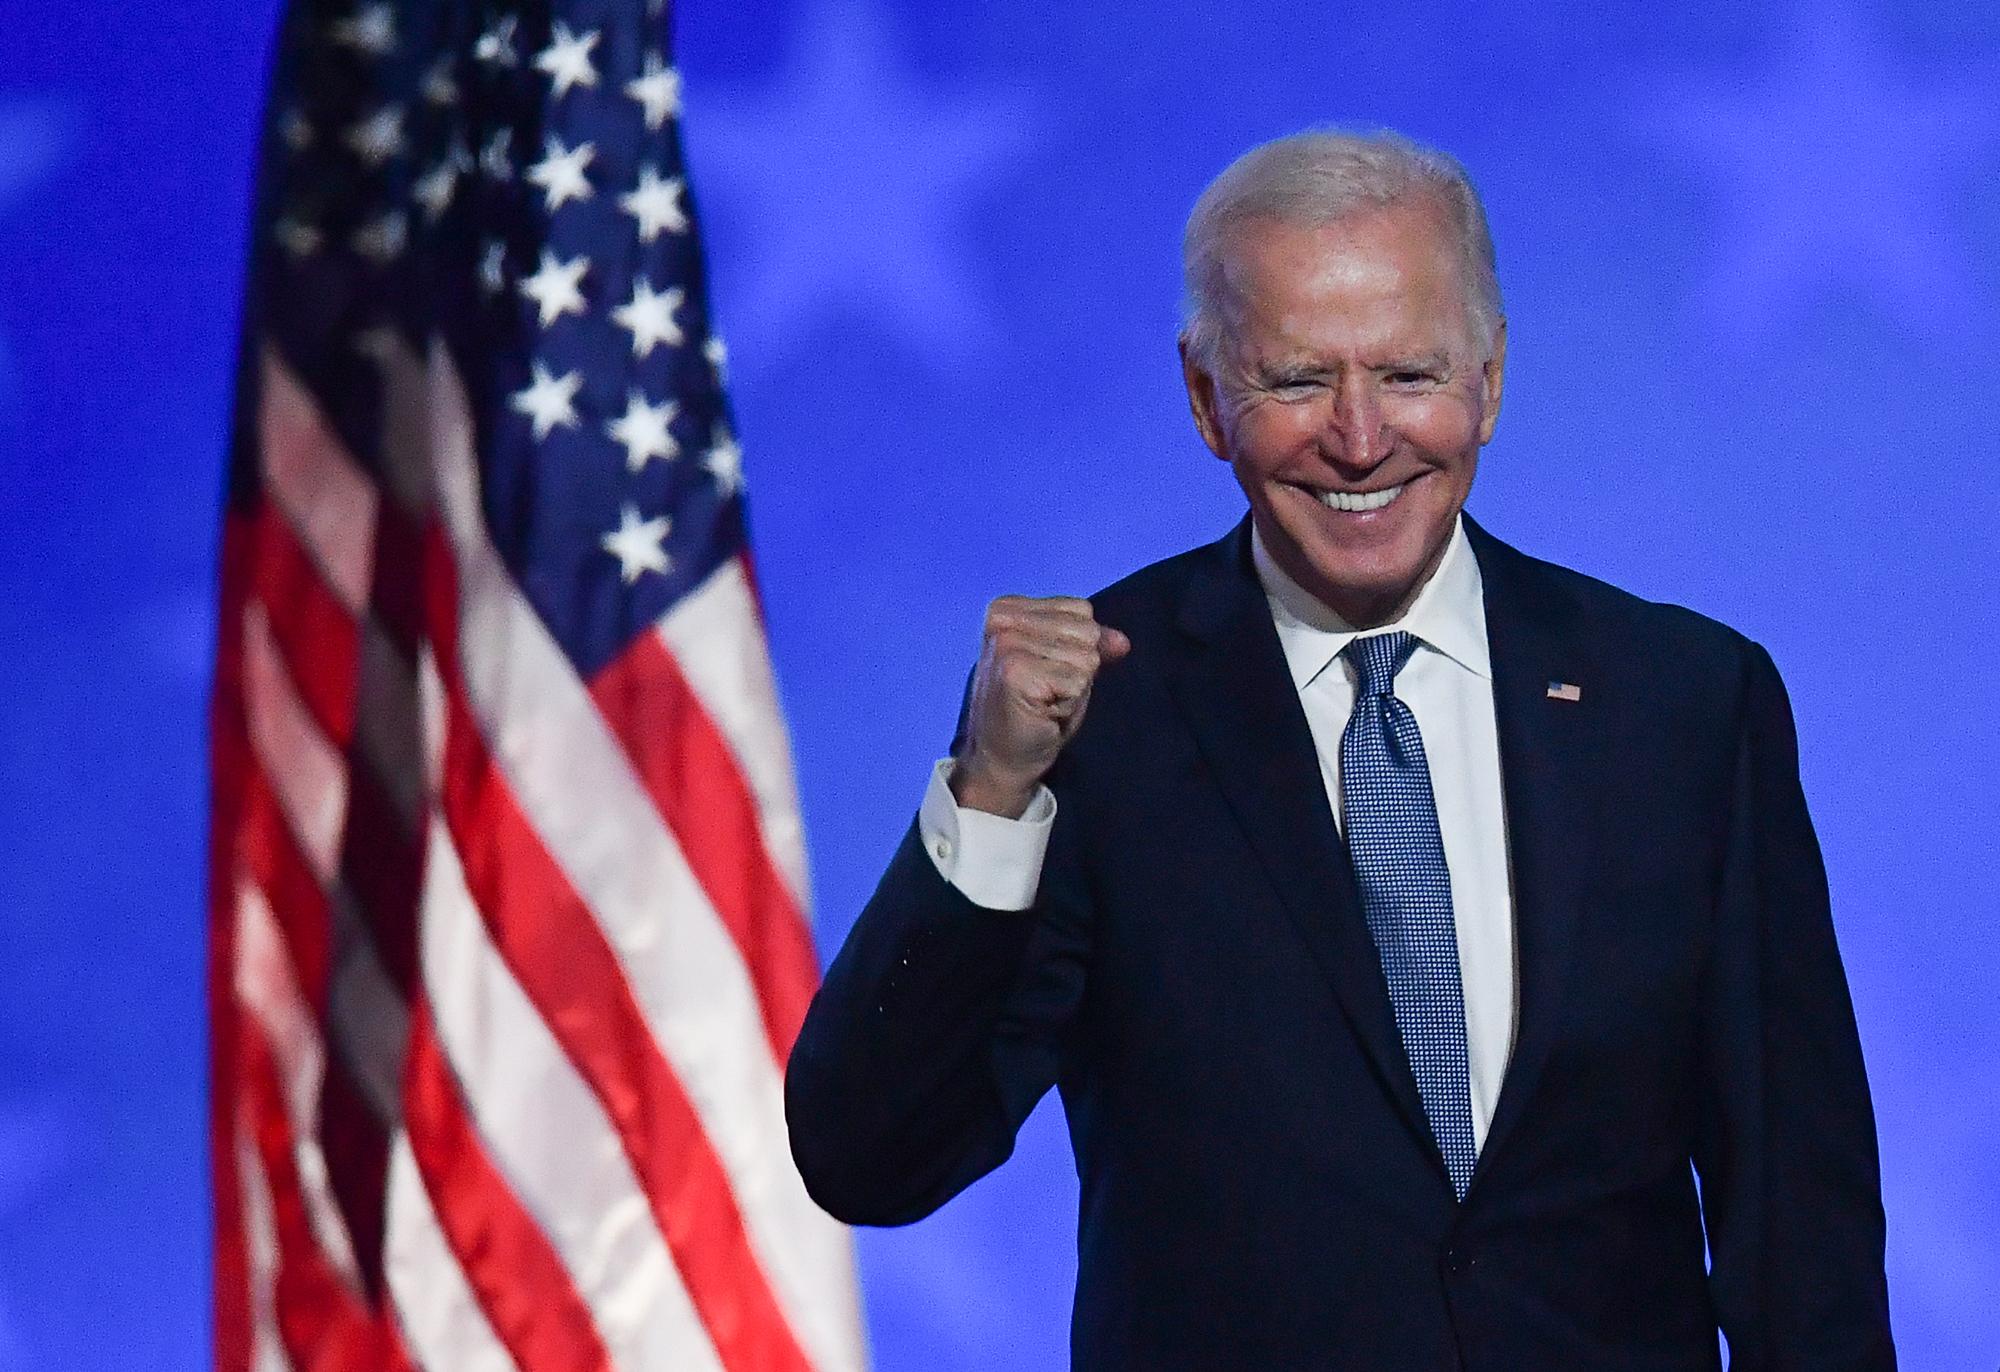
1260,305 -> 1447,368
1216,208 -> 1481,369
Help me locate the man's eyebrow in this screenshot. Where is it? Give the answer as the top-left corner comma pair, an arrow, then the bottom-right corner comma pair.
1375,352 -> 1452,373
1254,358 -> 1333,381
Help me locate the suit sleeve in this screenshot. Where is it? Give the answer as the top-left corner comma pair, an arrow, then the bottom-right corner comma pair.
784,757 -> 1093,1227
1694,641 -> 1895,1369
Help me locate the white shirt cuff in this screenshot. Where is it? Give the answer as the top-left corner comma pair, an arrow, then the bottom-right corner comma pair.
916,758 -> 1055,911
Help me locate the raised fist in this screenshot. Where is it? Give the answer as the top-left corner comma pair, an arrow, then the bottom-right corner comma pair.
950,595 -> 1131,817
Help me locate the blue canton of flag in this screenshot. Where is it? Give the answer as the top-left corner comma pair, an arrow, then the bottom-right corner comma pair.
261,0 -> 737,676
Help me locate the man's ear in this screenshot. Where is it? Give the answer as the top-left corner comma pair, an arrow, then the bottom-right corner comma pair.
1477,318 -> 1507,446
1180,337 -> 1229,461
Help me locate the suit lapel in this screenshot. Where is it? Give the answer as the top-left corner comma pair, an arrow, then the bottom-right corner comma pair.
1462,515 -> 1605,1194
1165,523 -> 1439,1159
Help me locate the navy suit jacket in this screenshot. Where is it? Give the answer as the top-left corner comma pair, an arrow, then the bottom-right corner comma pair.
787,514 -> 1894,1370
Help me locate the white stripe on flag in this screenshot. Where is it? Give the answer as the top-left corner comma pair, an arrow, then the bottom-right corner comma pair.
654,559 -> 812,912
383,1135 -> 520,1372
243,600 -> 347,884
243,596 -> 408,1124
420,813 -> 727,1372
234,879 -> 364,1290
237,1113 -> 294,1372
259,348 -> 378,616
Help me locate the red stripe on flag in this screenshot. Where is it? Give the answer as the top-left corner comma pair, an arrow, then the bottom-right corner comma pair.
242,494 -> 413,1296
239,763 -> 396,1303
424,527 -> 816,1372
401,1001 -> 616,1372
251,495 -> 424,997
589,630 -> 819,1060
242,710 -> 405,1296
251,503 -> 360,752
237,771 -> 333,1012
327,486 -> 426,1298
239,1022 -> 404,1371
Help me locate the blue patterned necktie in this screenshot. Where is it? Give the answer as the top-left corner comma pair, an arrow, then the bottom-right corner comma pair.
1339,631 -> 1478,1200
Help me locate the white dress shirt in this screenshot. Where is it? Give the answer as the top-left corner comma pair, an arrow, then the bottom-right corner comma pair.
918,515 -> 1519,1149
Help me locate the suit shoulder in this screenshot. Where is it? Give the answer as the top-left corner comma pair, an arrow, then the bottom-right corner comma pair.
1501,540 -> 1764,688
1083,531 -> 1233,638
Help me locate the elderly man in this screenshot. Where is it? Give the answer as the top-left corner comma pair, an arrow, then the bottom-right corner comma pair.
786,129 -> 1894,1369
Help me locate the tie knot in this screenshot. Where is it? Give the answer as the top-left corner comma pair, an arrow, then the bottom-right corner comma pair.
1343,631 -> 1420,698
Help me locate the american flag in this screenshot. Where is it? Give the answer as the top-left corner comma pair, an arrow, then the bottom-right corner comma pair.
205,1 -> 865,1367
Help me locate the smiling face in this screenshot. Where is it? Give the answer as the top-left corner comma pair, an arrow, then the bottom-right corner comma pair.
1182,195 -> 1505,628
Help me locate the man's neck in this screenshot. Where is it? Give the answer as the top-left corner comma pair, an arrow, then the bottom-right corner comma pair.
1250,520 -> 1459,635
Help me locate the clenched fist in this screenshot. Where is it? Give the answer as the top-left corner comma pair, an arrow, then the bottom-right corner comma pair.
950,595 -> 1132,817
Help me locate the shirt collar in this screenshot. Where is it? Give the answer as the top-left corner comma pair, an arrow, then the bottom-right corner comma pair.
1251,513 -> 1491,692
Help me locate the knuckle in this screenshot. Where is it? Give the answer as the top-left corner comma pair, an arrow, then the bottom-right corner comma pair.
986,595 -> 1027,625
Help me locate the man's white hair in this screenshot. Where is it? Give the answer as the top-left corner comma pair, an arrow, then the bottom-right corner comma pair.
1179,127 -> 1503,369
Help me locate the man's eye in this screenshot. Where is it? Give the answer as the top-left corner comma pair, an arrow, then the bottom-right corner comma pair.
1386,371 -> 1432,386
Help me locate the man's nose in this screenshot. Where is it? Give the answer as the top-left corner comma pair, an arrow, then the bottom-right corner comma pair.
1326,377 -> 1388,471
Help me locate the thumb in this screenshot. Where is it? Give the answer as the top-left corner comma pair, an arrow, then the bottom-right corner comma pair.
1100,626 -> 1133,663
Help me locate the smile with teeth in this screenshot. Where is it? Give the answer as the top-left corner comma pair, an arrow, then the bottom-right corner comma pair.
1313,482 -> 1406,513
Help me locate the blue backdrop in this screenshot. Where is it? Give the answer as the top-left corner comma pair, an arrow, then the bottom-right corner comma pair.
1,0 -> 1996,1366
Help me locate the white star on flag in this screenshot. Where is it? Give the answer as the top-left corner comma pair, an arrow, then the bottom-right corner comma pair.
352,325 -> 400,365
611,279 -> 685,357
510,361 -> 583,438
479,127 -> 514,180
703,335 -> 729,381
606,391 -> 680,472
625,53 -> 683,131
344,105 -> 406,168
273,217 -> 321,258
412,159 -> 459,222
422,56 -> 458,106
704,424 -> 745,496
619,166 -> 686,242
329,3 -> 395,56
536,23 -> 601,98
479,240 -> 508,295
351,210 -> 407,263
527,137 -> 596,211
520,250 -> 591,327
601,504 -> 672,583
280,111 -> 312,152
474,14 -> 518,67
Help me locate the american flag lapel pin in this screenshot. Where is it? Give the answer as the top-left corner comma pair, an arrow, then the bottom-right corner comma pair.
1546,681 -> 1583,702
